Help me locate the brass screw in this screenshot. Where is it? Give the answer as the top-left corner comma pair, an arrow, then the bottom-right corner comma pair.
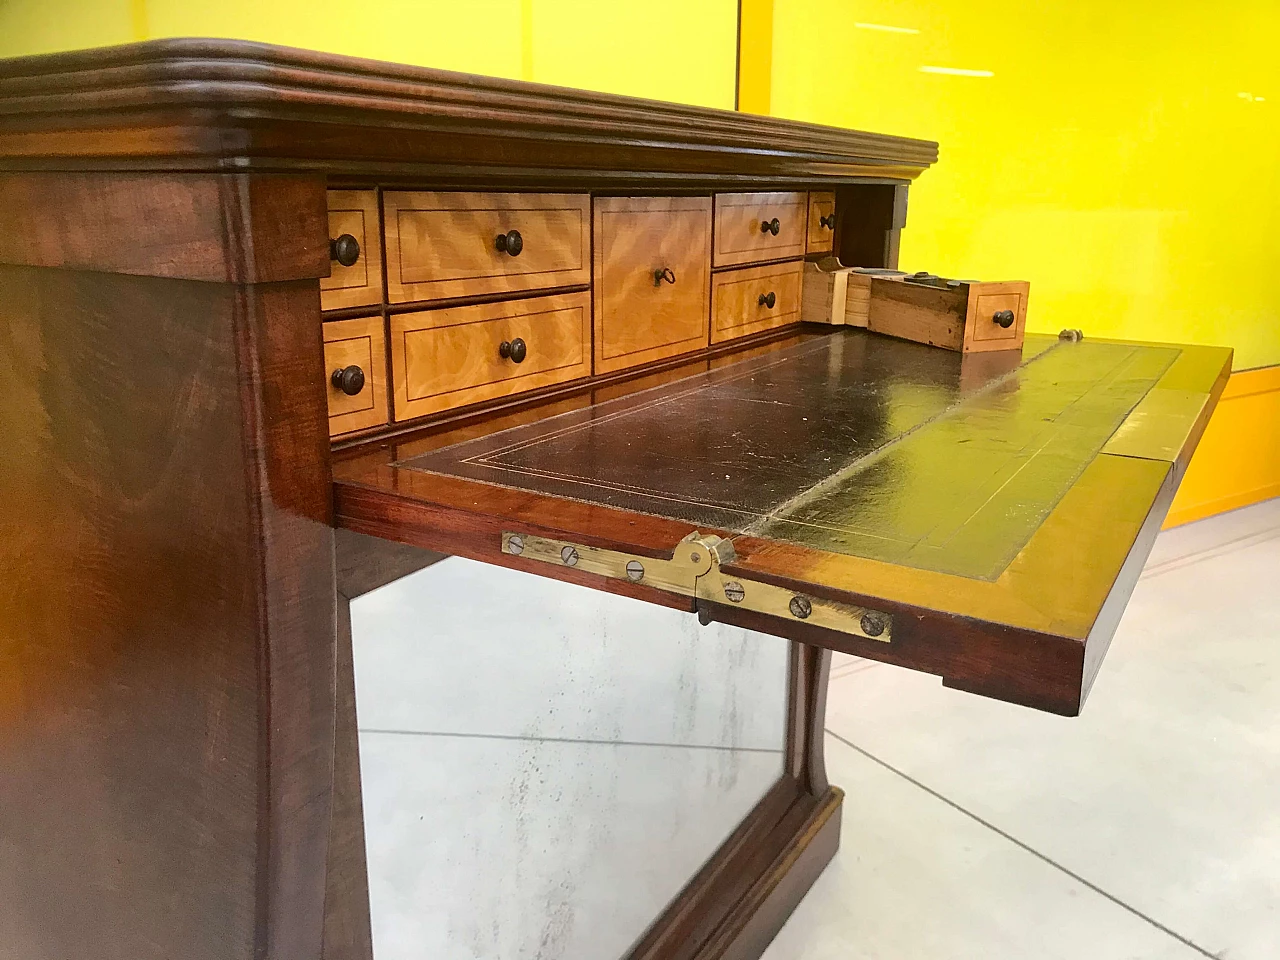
860,612 -> 888,637
625,560 -> 644,582
789,596 -> 812,619
561,546 -> 579,566
508,535 -> 524,556
723,581 -> 746,603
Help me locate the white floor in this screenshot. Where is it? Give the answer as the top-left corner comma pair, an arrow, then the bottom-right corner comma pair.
348,498 -> 1280,960
764,497 -> 1280,960
350,559 -> 792,960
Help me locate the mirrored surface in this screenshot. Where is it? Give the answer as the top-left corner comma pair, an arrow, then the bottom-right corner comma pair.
350,557 -> 790,960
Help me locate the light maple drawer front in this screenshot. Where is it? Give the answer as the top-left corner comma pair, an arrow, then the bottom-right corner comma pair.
713,191 -> 808,268
391,292 -> 591,419
969,288 -> 1028,348
806,191 -> 836,254
594,196 -> 712,375
383,192 -> 591,303
323,316 -> 389,437
321,190 -> 382,311
711,261 -> 804,344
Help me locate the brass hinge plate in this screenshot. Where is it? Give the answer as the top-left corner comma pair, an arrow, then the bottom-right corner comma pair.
501,530 -> 891,643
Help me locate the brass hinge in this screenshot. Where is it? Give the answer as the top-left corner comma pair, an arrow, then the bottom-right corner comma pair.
501,530 -> 891,643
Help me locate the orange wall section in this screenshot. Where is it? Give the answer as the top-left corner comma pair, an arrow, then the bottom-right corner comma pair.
1166,366 -> 1280,527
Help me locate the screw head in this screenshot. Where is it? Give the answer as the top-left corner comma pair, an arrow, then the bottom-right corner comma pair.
723,581 -> 746,603
860,612 -> 887,637
789,596 -> 812,619
689,552 -> 701,564
625,560 -> 645,582
561,545 -> 579,566
507,534 -> 524,556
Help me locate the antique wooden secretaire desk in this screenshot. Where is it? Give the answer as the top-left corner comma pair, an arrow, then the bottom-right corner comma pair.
0,40 -> 1230,960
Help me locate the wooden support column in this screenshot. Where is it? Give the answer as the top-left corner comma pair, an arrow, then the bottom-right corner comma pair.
0,172 -> 337,960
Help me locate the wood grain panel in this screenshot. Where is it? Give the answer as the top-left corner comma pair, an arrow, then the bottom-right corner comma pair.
965,283 -> 1029,352
0,172 -> 328,282
805,191 -> 835,255
594,196 -> 711,374
711,260 -> 804,344
713,192 -> 807,268
321,189 -> 382,311
0,265 -> 335,960
323,315 -> 389,437
867,278 -> 966,351
391,292 -> 591,420
383,191 -> 589,303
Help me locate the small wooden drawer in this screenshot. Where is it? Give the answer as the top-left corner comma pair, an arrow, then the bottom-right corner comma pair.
867,275 -> 1030,354
323,316 -> 389,437
390,292 -> 591,420
806,192 -> 836,254
321,190 -> 383,311
711,261 -> 804,344
712,191 -> 808,268
800,259 -> 870,327
593,196 -> 712,375
383,191 -> 590,304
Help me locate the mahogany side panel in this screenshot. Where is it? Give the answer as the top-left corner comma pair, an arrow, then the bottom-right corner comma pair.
0,172 -> 335,960
322,598 -> 374,960
0,171 -> 328,282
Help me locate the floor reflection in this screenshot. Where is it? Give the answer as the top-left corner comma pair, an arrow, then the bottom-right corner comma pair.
350,558 -> 790,960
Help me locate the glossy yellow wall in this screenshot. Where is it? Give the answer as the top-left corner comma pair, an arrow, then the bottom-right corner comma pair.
769,0 -> 1280,370
0,0 -> 739,109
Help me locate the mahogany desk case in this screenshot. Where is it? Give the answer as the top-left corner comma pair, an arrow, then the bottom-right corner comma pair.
0,40 -> 1230,960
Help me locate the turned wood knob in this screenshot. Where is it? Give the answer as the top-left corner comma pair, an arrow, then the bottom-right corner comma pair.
494,229 -> 524,256
654,267 -> 677,286
329,234 -> 361,267
498,338 -> 527,363
761,217 -> 781,236
819,213 -> 836,229
331,365 -> 366,396
758,291 -> 777,309
993,309 -> 1016,328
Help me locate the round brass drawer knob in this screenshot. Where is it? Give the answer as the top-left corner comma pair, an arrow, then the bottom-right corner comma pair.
819,213 -> 836,229
758,291 -> 777,309
993,309 -> 1016,328
761,217 -> 781,236
331,364 -> 365,396
329,234 -> 360,267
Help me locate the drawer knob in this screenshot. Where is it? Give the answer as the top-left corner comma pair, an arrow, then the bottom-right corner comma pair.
331,364 -> 366,396
758,291 -> 777,309
499,338 -> 528,363
495,229 -> 524,257
992,309 -> 1016,329
654,267 -> 677,286
329,234 -> 361,267
819,213 -> 836,230
761,218 -> 781,236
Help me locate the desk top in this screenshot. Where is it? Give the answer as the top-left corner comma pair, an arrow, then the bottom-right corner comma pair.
335,328 -> 1231,716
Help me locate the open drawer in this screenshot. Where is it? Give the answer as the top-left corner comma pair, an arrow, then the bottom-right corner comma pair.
333,327 -> 1231,717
